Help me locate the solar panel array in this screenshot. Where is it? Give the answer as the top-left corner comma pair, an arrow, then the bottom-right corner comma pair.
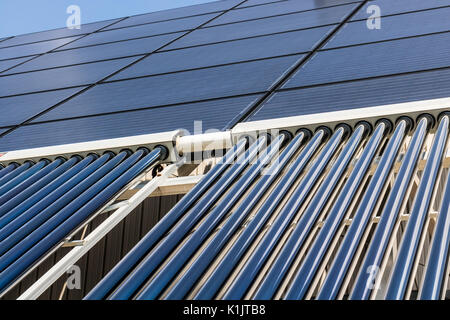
1,0 -> 449,152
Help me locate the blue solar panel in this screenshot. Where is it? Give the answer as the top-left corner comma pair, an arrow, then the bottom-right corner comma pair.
0,36 -> 81,61
237,0 -> 285,8
0,57 -> 33,73
0,95 -> 262,151
165,3 -> 356,50
284,32 -> 450,89
325,7 -> 450,49
60,14 -> 217,50
31,55 -> 301,122
0,88 -> 82,127
351,0 -> 450,21
103,0 -> 241,30
249,68 -> 450,122
0,57 -> 137,97
6,33 -> 183,74
110,27 -> 328,80
209,0 -> 361,26
0,19 -> 121,48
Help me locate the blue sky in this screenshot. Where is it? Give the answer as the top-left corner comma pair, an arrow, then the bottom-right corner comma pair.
0,0 -> 217,38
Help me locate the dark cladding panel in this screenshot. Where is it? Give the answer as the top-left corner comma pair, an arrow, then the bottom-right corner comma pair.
166,4 -> 356,49
33,55 -> 301,121
6,33 -> 183,74
0,57 -> 137,97
0,95 -> 263,151
284,32 -> 450,89
326,7 -> 450,49
104,0 -> 241,29
209,0 -> 361,26
60,14 -> 216,50
110,27 -> 327,80
0,37 -> 80,60
0,88 -> 82,127
351,0 -> 450,20
249,68 -> 450,122
0,19 -> 121,48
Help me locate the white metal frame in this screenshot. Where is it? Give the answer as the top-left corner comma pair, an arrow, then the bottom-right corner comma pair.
0,130 -> 185,165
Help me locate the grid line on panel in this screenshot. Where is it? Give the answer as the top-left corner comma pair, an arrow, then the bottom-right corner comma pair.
158,23 -> 340,52
164,3 -> 358,50
52,30 -> 187,52
1,3 -> 356,77
0,37 -> 12,44
100,0 -> 244,31
277,65 -> 450,94
102,53 -> 307,83
281,31 -> 450,91
0,18 -> 126,53
21,54 -> 302,122
0,0 -> 250,139
237,0 -> 288,9
50,20 -> 336,60
351,4 -> 450,23
351,0 -> 450,21
1,26 -> 333,78
0,17 -> 132,50
223,0 -> 371,129
321,5 -> 450,51
22,91 -> 267,127
59,13 -> 221,51
248,67 -> 450,122
203,1 -> 364,29
47,3 -> 355,54
0,55 -> 146,77
0,1 -> 237,49
0,17 -> 129,75
320,29 -> 450,53
103,12 -> 225,33
1,28 -> 317,77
